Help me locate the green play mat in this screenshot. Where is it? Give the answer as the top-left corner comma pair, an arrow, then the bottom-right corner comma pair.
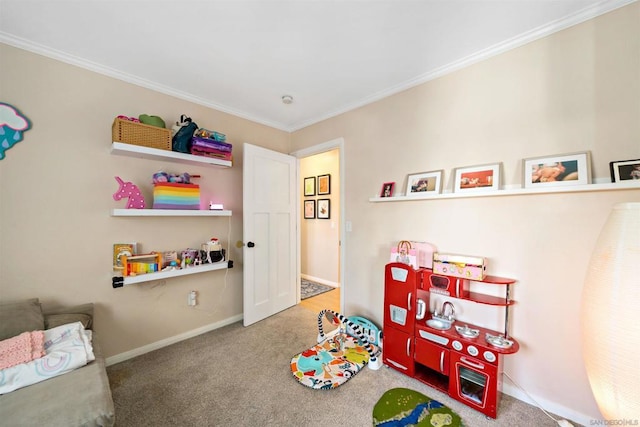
373,388 -> 464,427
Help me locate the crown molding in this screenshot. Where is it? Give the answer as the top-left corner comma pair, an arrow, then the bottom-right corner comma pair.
289,0 -> 637,131
0,32 -> 292,132
1,0 -> 636,134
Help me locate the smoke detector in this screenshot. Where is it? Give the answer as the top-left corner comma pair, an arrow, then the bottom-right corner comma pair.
281,95 -> 294,104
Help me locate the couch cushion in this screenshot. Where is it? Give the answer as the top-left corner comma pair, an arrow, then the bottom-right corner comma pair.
44,303 -> 94,330
0,298 -> 44,340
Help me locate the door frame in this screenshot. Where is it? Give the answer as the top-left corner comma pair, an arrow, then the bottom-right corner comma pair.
290,137 -> 345,314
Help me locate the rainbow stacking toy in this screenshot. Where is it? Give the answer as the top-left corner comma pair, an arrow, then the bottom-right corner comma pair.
153,183 -> 200,210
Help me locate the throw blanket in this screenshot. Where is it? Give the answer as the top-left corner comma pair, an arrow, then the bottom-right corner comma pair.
0,321 -> 94,394
0,330 -> 45,370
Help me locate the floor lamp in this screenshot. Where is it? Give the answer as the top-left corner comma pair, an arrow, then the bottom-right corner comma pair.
581,202 -> 640,419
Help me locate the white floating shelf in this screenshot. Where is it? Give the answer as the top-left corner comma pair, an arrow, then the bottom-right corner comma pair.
118,262 -> 229,285
111,142 -> 232,168
369,181 -> 640,202
111,209 -> 232,217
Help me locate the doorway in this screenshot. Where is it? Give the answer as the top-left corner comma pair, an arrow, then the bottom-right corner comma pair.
292,138 -> 344,314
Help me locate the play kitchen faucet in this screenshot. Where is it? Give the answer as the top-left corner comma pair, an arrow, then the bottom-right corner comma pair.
433,301 -> 456,322
416,299 -> 456,322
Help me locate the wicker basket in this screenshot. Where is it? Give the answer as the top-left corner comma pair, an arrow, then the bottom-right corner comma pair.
112,118 -> 172,151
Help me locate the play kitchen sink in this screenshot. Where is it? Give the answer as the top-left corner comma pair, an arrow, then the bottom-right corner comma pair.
426,318 -> 451,330
455,324 -> 480,339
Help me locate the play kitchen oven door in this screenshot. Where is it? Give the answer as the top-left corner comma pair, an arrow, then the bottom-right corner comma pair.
449,351 -> 499,418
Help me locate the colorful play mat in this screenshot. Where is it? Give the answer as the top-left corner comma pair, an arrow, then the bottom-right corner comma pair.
290,310 -> 381,390
373,388 -> 464,427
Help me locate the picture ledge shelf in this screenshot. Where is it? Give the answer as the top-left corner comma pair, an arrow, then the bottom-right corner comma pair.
111,142 -> 232,168
369,181 -> 640,202
111,209 -> 232,217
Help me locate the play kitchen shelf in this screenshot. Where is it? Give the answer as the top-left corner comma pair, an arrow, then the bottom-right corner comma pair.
383,262 -> 519,418
111,141 -> 232,168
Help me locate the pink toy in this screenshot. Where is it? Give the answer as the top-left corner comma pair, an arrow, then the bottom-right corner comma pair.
113,176 -> 146,209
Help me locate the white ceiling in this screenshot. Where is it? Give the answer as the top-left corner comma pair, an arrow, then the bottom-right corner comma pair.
0,0 -> 634,131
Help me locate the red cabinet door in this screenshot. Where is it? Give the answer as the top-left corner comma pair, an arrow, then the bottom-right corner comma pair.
382,326 -> 415,376
415,337 -> 449,375
384,263 -> 420,335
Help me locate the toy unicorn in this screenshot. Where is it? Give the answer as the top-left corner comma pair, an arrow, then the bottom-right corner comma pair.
113,176 -> 146,209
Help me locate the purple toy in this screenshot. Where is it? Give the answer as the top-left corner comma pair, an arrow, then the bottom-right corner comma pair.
113,176 -> 146,209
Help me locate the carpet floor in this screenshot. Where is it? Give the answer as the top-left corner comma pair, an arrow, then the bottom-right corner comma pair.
301,279 -> 334,299
107,305 -> 576,426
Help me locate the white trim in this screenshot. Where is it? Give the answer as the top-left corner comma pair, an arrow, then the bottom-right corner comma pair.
288,0 -> 637,131
502,382 -> 594,426
292,137 -> 345,314
301,274 -> 340,288
105,314 -> 243,366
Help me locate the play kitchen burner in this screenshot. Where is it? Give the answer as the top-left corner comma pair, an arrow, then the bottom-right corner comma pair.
383,261 -> 519,419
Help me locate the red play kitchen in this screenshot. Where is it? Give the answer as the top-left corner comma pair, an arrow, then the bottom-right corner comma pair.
383,255 -> 519,419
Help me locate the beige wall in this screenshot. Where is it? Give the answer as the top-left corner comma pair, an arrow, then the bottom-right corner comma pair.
300,149 -> 340,285
0,43 -> 290,358
291,4 -> 639,423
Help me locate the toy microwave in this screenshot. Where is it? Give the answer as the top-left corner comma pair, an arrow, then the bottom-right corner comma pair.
432,253 -> 487,281
425,269 -> 469,297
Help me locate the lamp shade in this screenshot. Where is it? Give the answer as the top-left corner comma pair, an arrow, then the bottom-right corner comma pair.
581,202 -> 640,419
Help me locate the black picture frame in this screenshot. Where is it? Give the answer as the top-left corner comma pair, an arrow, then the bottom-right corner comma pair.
304,200 -> 315,219
317,199 -> 330,219
610,159 -> 640,182
304,176 -> 316,196
317,174 -> 331,195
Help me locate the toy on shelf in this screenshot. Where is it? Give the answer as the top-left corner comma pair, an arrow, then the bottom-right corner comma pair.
201,238 -> 225,264
152,171 -> 201,210
152,171 -> 199,184
113,176 -> 145,209
120,252 -> 162,276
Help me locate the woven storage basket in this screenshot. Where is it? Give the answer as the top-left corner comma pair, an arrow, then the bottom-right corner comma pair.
112,118 -> 171,151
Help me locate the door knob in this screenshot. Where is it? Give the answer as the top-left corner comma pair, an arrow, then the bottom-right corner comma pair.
247,242 -> 255,248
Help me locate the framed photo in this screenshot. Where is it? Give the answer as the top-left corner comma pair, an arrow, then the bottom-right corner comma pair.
304,200 -> 315,219
609,158 -> 640,182
406,170 -> 444,197
317,174 -> 331,195
304,176 -> 316,196
453,163 -> 501,193
522,151 -> 591,189
380,182 -> 395,198
317,199 -> 330,219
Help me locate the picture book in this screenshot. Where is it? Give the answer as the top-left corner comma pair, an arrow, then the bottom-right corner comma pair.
113,243 -> 137,270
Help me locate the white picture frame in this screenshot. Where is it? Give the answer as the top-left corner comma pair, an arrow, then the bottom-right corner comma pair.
406,170 -> 444,197
522,151 -> 591,189
453,163 -> 502,193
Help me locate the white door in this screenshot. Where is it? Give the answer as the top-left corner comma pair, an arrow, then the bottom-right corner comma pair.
243,143 -> 297,326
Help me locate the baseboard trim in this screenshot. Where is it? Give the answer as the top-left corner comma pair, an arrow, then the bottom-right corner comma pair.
105,314 -> 243,366
502,382 -> 595,426
301,274 -> 340,288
